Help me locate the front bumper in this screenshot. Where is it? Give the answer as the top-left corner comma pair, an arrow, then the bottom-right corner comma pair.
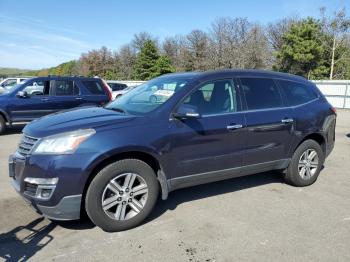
9,152 -> 87,220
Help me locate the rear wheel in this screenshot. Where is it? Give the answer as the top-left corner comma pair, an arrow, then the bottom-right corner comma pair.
0,115 -> 6,134
85,159 -> 159,232
283,139 -> 324,187
149,95 -> 157,103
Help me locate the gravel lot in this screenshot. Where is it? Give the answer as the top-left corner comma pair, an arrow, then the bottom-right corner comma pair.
0,110 -> 349,262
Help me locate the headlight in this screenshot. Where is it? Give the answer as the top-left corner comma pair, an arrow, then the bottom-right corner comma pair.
33,129 -> 96,155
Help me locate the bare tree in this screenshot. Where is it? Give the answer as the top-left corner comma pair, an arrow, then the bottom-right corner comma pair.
245,24 -> 271,69
209,17 -> 253,69
320,7 -> 350,79
79,46 -> 114,77
185,30 -> 210,71
118,44 -> 137,79
267,17 -> 297,51
132,32 -> 157,52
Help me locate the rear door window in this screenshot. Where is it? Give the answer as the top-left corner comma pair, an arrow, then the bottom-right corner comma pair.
240,78 -> 283,110
278,80 -> 318,106
54,80 -> 78,96
83,80 -> 106,95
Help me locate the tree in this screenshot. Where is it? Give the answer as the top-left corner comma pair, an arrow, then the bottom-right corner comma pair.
267,17 -> 297,51
185,30 -> 210,71
209,17 -> 271,70
79,46 -> 115,78
245,24 -> 271,69
133,40 -> 160,80
118,44 -> 137,80
132,32 -> 157,52
274,18 -> 325,79
153,55 -> 175,77
320,8 -> 350,79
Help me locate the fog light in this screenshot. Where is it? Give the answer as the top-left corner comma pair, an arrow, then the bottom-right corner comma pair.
23,177 -> 58,200
40,188 -> 53,198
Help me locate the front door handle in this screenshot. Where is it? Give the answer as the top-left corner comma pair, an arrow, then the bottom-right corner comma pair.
41,98 -> 49,102
227,124 -> 243,130
75,97 -> 83,100
281,118 -> 294,123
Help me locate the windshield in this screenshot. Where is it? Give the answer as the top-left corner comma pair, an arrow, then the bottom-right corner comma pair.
1,79 -> 32,94
105,76 -> 192,115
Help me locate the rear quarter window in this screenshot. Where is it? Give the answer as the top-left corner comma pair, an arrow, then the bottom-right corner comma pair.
278,80 -> 318,106
240,78 -> 283,110
82,80 -> 106,95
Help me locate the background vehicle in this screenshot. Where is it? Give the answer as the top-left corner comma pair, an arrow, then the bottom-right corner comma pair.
0,76 -> 112,134
9,70 -> 336,232
112,85 -> 137,99
0,77 -> 30,94
106,81 -> 128,99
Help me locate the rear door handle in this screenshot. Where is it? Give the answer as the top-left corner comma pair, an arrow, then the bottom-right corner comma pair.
41,98 -> 49,102
75,97 -> 83,100
281,118 -> 294,123
227,124 -> 243,130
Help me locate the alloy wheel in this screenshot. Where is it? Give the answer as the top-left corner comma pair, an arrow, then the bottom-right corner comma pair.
101,173 -> 148,221
298,149 -> 319,180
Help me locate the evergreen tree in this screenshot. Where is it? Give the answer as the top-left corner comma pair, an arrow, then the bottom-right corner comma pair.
152,55 -> 175,78
133,40 -> 160,80
274,18 -> 326,79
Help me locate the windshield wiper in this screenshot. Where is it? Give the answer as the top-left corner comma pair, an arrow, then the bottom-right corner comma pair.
107,107 -> 126,114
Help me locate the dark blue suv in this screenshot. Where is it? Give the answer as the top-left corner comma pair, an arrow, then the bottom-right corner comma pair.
9,70 -> 336,232
0,76 -> 112,134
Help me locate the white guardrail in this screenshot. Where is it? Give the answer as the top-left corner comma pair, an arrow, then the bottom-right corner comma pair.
117,80 -> 146,87
313,80 -> 350,109
117,79 -> 350,109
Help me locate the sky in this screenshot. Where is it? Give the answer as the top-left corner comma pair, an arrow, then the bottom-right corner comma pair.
0,0 -> 349,69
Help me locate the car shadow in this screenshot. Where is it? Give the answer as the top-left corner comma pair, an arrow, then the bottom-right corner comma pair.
54,218 -> 95,230
146,171 -> 284,224
346,133 -> 350,138
0,217 -> 56,261
22,171 -> 284,233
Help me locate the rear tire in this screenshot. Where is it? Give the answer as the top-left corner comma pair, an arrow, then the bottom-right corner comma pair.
85,159 -> 159,232
0,115 -> 6,134
283,139 -> 324,187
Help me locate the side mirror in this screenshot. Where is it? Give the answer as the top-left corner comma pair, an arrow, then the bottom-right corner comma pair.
16,91 -> 28,98
174,104 -> 201,119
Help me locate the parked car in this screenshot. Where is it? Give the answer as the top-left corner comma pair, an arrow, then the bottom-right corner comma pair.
113,85 -> 137,99
106,81 -> 128,99
9,70 -> 336,232
0,76 -> 112,134
0,77 -> 30,94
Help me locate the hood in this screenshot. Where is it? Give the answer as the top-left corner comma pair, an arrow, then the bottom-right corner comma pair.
24,106 -> 138,138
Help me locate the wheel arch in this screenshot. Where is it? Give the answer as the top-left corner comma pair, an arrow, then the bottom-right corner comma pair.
295,133 -> 326,155
0,109 -> 10,124
81,150 -> 169,217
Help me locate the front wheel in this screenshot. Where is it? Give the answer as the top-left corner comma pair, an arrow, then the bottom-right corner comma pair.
0,115 -> 6,134
85,159 -> 159,232
283,139 -> 324,187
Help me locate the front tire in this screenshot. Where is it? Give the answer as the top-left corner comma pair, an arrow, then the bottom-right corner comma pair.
283,139 -> 324,187
0,115 -> 6,134
85,159 -> 159,232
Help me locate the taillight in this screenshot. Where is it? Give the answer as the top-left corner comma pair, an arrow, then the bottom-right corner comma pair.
101,79 -> 112,102
331,107 -> 337,115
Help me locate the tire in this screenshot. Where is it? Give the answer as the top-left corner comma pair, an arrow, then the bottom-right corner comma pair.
85,159 -> 159,232
0,115 -> 6,135
283,139 -> 324,187
149,95 -> 157,103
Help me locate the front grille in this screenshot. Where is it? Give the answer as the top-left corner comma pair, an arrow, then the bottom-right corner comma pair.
17,134 -> 39,156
